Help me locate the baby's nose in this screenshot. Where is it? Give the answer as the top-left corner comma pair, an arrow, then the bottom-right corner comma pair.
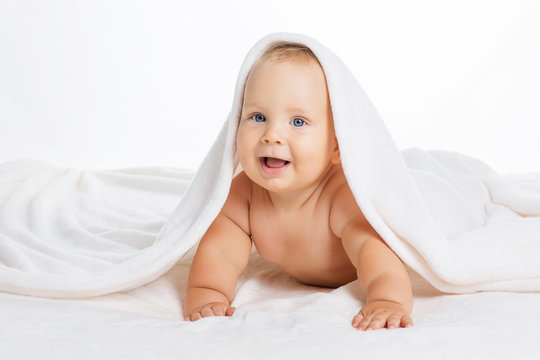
261,136 -> 283,145
261,126 -> 285,145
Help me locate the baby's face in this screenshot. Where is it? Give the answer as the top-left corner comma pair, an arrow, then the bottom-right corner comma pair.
237,58 -> 339,194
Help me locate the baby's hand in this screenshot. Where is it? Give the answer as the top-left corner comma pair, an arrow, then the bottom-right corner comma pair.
184,302 -> 236,321
352,300 -> 413,330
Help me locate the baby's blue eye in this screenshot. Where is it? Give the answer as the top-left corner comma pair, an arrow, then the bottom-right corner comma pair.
252,114 -> 266,122
291,118 -> 305,127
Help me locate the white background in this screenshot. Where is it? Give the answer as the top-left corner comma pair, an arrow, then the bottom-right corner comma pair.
1,0 -> 538,173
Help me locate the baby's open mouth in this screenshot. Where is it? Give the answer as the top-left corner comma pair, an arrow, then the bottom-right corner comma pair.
262,157 -> 290,168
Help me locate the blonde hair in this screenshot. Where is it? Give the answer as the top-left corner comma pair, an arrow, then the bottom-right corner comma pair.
255,41 -> 321,67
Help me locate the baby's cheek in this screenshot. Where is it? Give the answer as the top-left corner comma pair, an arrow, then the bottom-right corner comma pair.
237,152 -> 249,170
236,152 -> 257,180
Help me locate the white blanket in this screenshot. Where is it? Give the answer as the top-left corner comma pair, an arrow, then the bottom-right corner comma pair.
1,32 -> 540,298
2,252 -> 540,359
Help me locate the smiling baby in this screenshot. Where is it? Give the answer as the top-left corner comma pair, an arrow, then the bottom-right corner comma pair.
184,42 -> 414,330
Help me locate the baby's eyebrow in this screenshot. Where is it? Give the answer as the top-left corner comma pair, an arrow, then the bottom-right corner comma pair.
285,106 -> 309,114
243,103 -> 309,115
241,103 -> 260,110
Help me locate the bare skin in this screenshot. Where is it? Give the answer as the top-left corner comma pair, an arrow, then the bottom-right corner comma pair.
184,58 -> 413,330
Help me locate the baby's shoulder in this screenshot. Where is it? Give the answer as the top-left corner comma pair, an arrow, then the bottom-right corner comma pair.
224,171 -> 252,209
219,171 -> 251,233
326,168 -> 366,236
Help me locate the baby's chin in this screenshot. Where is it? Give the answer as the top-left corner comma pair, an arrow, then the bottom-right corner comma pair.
253,175 -> 318,196
240,167 -> 294,193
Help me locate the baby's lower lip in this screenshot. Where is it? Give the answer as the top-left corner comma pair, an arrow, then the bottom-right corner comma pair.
259,157 -> 290,175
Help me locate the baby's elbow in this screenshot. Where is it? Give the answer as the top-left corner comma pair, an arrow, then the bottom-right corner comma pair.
355,238 -> 394,283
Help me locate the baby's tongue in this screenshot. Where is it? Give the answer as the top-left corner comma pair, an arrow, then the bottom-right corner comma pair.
266,157 -> 287,168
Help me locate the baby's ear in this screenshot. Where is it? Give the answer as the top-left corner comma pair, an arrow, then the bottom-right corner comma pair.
331,140 -> 341,164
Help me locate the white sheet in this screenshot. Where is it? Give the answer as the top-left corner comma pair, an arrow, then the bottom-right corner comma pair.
1,251 -> 539,359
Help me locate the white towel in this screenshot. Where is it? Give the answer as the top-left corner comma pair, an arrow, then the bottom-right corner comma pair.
1,32 -> 540,298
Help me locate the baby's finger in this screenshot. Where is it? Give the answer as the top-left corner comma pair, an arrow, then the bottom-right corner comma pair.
211,304 -> 226,316
200,305 -> 215,317
357,312 -> 375,330
401,314 -> 414,328
386,314 -> 402,329
366,314 -> 387,330
225,306 -> 236,317
352,313 -> 364,328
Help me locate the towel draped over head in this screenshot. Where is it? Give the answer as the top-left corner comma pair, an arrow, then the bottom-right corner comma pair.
1,32 -> 540,298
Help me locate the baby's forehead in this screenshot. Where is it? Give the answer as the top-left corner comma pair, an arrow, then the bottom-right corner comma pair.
242,57 -> 333,119
245,58 -> 329,93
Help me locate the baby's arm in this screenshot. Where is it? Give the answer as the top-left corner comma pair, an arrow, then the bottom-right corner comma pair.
184,173 -> 252,321
330,185 -> 413,330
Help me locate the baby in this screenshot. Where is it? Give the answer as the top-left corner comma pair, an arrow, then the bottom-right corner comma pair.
184,42 -> 414,330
